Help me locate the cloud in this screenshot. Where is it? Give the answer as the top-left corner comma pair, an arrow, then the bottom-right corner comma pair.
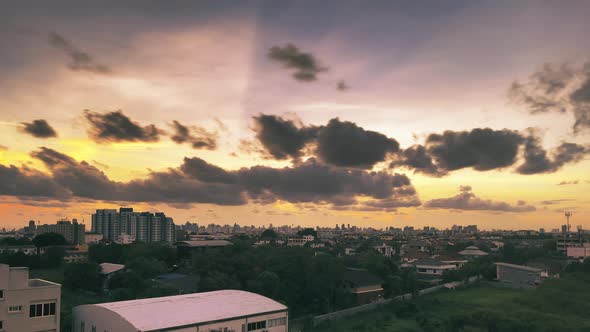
424,186 -> 536,212
252,114 -> 318,159
316,118 -> 399,168
509,61 -> 590,133
84,110 -> 163,143
425,128 -> 524,172
19,119 -> 58,138
391,145 -> 445,176
337,80 -> 350,91
170,120 -> 217,150
48,32 -> 110,74
516,133 -> 588,174
557,180 -> 579,185
268,44 -> 327,81
0,148 -> 418,211
540,199 -> 575,205
252,115 -> 399,168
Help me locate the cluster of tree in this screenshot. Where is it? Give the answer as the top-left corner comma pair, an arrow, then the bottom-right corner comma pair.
0,233 -> 68,269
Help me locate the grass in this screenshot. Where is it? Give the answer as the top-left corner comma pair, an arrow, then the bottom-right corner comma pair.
310,274 -> 590,332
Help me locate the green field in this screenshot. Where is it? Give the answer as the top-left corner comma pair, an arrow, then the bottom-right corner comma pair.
311,274 -> 590,332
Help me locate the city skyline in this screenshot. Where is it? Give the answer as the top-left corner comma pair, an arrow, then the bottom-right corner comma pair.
1,1 -> 589,230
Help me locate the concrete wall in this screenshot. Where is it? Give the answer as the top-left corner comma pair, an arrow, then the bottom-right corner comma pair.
0,265 -> 61,332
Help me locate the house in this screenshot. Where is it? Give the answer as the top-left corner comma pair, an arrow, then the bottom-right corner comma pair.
0,245 -> 37,255
287,235 -> 314,246
73,290 -> 288,332
342,268 -> 384,305
433,253 -> 468,268
0,264 -> 61,332
402,239 -> 430,253
100,262 -> 126,291
400,249 -> 429,266
495,262 -> 542,288
413,258 -> 457,279
344,248 -> 357,256
116,234 -> 135,244
373,243 -> 394,257
458,246 -> 488,259
84,233 -> 103,244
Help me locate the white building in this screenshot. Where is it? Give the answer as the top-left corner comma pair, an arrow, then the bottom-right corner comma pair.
84,233 -> 103,244
413,258 -> 457,276
0,264 -> 61,332
287,235 -> 314,246
116,234 -> 136,244
373,243 -> 394,257
73,290 -> 288,332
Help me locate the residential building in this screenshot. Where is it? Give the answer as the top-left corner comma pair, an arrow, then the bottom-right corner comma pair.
72,290 -> 288,332
342,268 -> 384,305
91,208 -> 175,243
116,234 -> 135,244
287,235 -> 314,246
567,244 -> 590,260
373,243 -> 394,257
0,264 -> 61,332
458,246 -> 488,259
0,245 -> 37,255
413,258 -> 457,279
496,262 -> 542,288
84,233 -> 103,244
63,245 -> 89,264
36,219 -> 85,244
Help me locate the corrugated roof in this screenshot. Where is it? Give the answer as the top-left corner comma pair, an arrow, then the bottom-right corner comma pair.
91,290 -> 287,331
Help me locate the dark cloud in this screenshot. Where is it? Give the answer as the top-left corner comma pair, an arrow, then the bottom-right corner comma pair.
557,180 -> 578,185
252,114 -> 318,159
424,186 -> 535,212
510,61 -> 590,132
48,32 -> 110,74
268,44 -> 326,82
391,145 -> 444,176
19,119 -> 58,138
170,120 -> 217,150
1,148 -> 417,211
337,80 -> 350,91
84,110 -> 162,143
516,134 -> 588,174
540,199 -> 575,205
316,118 -> 400,168
425,128 -> 524,172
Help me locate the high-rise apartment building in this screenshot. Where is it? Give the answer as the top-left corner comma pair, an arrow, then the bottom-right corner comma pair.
91,208 -> 175,243
36,219 -> 85,244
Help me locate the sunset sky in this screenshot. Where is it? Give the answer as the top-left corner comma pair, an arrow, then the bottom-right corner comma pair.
1,0 -> 589,230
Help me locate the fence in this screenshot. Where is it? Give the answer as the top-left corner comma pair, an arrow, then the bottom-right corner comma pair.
289,275 -> 480,330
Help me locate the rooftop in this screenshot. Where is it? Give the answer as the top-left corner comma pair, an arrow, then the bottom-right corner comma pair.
175,240 -> 232,247
99,262 -> 125,275
88,290 -> 287,331
496,262 -> 543,272
413,258 -> 454,267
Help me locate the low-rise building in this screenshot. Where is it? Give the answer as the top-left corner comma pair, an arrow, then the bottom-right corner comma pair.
567,244 -> 590,260
495,262 -> 542,288
373,243 -> 394,257
0,264 -> 61,332
342,268 -> 384,305
413,258 -> 457,278
116,234 -> 135,244
287,235 -> 315,246
73,290 -> 288,332
0,245 -> 37,255
84,233 -> 103,244
458,246 -> 488,259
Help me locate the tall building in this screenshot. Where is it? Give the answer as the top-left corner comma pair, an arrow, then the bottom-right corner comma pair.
36,219 -> 85,244
91,208 -> 175,243
0,264 -> 61,332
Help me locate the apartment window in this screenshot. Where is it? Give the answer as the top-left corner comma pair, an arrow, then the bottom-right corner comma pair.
8,305 -> 23,313
0,320 -> 3,330
0,290 -> 3,299
268,317 -> 287,327
29,302 -> 56,317
247,320 -> 266,331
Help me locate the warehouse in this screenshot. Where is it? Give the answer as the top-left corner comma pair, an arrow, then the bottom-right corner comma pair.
73,290 -> 288,332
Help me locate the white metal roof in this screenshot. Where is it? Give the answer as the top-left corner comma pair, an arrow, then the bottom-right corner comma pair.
175,240 -> 232,247
92,290 -> 287,331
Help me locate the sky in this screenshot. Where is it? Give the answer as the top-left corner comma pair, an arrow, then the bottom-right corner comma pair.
0,0 -> 589,230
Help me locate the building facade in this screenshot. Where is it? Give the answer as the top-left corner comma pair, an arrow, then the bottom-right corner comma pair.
91,208 -> 175,244
73,290 -> 287,332
0,264 -> 61,332
36,219 -> 85,244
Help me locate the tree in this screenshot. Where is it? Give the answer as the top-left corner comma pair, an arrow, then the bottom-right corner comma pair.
297,228 -> 317,238
32,233 -> 67,251
261,229 -> 278,239
64,262 -> 102,292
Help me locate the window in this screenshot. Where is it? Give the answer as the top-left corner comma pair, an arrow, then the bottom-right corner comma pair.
0,290 -> 3,299
81,321 -> 85,332
29,302 -> 56,317
91,325 -> 96,332
8,305 -> 22,313
246,320 -> 266,331
268,317 -> 287,327
0,320 -> 3,331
